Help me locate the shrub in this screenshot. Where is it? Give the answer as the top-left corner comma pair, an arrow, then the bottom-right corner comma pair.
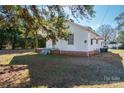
118,43 -> 124,49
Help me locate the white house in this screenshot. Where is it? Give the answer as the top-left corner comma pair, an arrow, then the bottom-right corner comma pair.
108,42 -> 123,49
46,21 -> 104,56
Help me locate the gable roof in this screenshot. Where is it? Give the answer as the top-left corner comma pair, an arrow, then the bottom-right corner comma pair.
69,21 -> 104,40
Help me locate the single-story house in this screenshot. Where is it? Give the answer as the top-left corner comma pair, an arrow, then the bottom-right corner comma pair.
46,21 -> 104,56
108,42 -> 123,49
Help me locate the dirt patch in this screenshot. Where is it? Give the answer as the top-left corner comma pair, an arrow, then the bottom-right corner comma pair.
0,65 -> 30,88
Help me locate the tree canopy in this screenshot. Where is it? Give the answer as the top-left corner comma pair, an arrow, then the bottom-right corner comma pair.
115,12 -> 124,43
98,24 -> 115,45
0,5 -> 95,49
115,12 -> 124,30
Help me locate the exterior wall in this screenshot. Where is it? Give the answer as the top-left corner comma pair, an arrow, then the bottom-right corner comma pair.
99,40 -> 104,48
67,22 -> 89,51
46,22 -> 89,52
87,32 -> 103,51
46,40 -> 53,48
46,22 -> 103,53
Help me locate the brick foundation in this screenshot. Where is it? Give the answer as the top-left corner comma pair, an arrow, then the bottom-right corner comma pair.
35,48 -> 99,57
35,48 -> 44,53
51,49 -> 60,55
88,50 -> 99,56
51,50 -> 99,57
59,50 -> 87,56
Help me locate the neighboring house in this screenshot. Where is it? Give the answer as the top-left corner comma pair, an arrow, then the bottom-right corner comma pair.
108,42 -> 123,49
108,42 -> 118,49
46,21 -> 104,56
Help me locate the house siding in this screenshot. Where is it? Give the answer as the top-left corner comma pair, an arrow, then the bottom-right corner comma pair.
88,32 -> 103,51
46,22 -> 104,55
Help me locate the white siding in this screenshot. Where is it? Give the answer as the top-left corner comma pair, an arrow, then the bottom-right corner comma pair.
88,33 -> 103,51
46,22 -> 103,52
46,40 -> 53,48
68,22 -> 89,51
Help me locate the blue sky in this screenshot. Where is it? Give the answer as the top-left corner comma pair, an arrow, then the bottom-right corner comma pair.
72,5 -> 124,31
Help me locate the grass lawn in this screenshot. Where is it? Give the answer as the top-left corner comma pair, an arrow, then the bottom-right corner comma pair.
0,49 -> 124,88
109,49 -> 124,60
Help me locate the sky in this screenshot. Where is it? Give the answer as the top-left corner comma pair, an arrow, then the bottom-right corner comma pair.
72,5 -> 124,31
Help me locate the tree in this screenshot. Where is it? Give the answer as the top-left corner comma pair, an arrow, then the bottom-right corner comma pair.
38,5 -> 95,48
117,30 -> 124,43
0,15 -> 6,49
98,24 -> 115,45
115,12 -> 124,30
0,28 -> 5,49
0,5 -> 95,49
41,16 -> 70,48
8,27 -> 22,49
115,12 -> 124,43
69,5 -> 95,20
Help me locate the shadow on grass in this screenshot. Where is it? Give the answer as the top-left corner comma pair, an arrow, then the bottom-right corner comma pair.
0,49 -> 34,55
8,52 -> 124,88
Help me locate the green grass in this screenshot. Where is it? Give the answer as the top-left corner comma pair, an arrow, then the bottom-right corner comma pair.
109,49 -> 124,53
1,49 -> 123,64
109,49 -> 124,60
0,50 -> 124,88
37,54 -> 64,61
0,54 -> 14,64
0,52 -> 64,64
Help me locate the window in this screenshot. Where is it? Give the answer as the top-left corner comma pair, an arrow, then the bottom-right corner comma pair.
91,39 -> 93,45
96,39 -> 98,44
84,40 -> 87,43
68,34 -> 74,45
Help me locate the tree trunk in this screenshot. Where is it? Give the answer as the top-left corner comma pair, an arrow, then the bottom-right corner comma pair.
0,43 -> 2,50
24,37 -> 28,49
0,34 -> 3,50
35,31 -> 38,48
12,42 -> 15,50
0,38 -> 4,50
104,39 -> 107,46
11,35 -> 16,50
24,31 -> 29,49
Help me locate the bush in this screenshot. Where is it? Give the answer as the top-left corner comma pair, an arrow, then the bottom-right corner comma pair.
112,46 -> 117,49
38,38 -> 46,48
118,43 -> 124,49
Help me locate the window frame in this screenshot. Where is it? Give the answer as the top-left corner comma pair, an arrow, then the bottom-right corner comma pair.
96,39 -> 98,44
68,34 -> 74,45
91,39 -> 93,45
84,40 -> 87,43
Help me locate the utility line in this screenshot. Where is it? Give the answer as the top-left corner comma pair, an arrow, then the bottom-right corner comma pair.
100,6 -> 110,25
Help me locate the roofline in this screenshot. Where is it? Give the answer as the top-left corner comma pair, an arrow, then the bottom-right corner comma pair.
68,21 -> 103,39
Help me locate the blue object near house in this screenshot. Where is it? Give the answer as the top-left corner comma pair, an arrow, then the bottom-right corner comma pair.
40,48 -> 51,55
